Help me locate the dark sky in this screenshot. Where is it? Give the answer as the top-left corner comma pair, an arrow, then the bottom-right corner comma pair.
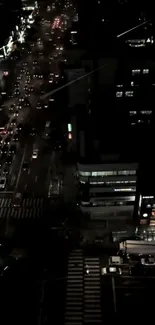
0,0 -> 22,47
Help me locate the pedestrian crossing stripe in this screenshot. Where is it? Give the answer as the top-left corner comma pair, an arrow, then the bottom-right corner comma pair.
0,197 -> 44,219
0,207 -> 43,219
65,250 -> 102,325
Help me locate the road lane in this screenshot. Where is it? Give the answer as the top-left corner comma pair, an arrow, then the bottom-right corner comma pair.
15,146 -> 26,190
0,0 -> 75,198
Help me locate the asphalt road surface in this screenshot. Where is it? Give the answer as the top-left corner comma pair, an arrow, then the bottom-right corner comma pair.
0,0 -> 76,203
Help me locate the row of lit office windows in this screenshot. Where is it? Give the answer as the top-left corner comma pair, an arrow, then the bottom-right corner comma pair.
116,90 -> 154,98
116,91 -> 134,97
129,110 -> 152,116
79,170 -> 136,177
80,180 -> 136,185
132,69 -> 149,75
81,200 -> 135,207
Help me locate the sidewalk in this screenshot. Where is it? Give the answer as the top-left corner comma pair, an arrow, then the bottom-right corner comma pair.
62,164 -> 77,202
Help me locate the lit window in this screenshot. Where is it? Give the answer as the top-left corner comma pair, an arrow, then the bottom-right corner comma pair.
125,91 -> 134,97
79,171 -> 91,177
143,69 -> 149,74
116,84 -> 123,88
118,170 -> 136,176
129,111 -> 137,115
92,172 -> 97,176
114,188 -> 135,192
116,91 -> 123,97
91,171 -> 117,176
132,69 -> 140,75
140,110 -> 152,115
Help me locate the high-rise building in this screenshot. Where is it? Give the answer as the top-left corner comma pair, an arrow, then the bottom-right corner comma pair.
77,157 -> 138,221
72,1 -> 155,225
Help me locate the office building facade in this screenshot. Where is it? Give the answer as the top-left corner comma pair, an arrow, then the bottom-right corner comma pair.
77,160 -> 138,220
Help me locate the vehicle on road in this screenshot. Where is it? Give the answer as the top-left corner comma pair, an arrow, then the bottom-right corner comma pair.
9,144 -> 16,155
0,177 -> 6,189
2,145 -> 8,154
3,166 -> 9,175
6,156 -> 13,165
13,132 -> 19,142
10,119 -> 17,126
4,137 -> 11,145
22,162 -> 29,171
32,149 -> 39,159
30,128 -> 36,136
13,192 -> 22,207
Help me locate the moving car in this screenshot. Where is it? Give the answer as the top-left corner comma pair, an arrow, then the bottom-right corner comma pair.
4,137 -> 11,145
0,177 -> 6,189
1,145 -> 8,154
13,132 -> 19,142
17,123 -> 22,131
36,102 -> 42,110
11,119 -> 16,126
30,128 -> 36,136
22,162 -> 29,171
3,166 -> 9,175
9,145 -> 16,155
7,127 -> 14,135
13,192 -> 22,207
32,149 -> 38,159
14,110 -> 19,117
6,156 -> 13,165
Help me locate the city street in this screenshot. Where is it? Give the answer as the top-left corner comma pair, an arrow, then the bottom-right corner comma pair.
0,0 -> 76,215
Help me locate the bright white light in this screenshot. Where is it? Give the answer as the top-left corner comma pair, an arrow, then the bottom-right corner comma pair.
114,188 -> 135,192
3,46 -> 6,57
18,32 -> 25,43
143,213 -> 148,217
23,6 -> 34,10
35,1 -> 38,8
6,40 -> 13,54
68,123 -> 72,132
139,195 -> 142,208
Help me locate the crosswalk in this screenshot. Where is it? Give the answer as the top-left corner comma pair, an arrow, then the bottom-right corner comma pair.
65,249 -> 84,325
84,257 -> 102,324
0,197 -> 44,219
65,250 -> 102,325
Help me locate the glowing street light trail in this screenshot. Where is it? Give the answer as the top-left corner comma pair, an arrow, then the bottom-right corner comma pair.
117,20 -> 150,38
